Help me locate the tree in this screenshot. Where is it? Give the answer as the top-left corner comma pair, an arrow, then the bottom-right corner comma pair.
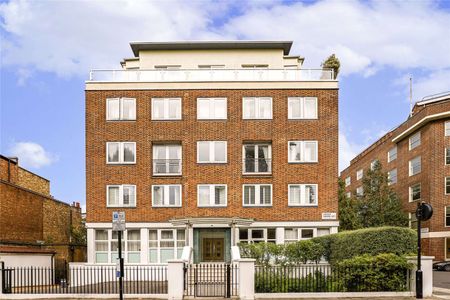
357,161 -> 408,228
339,161 -> 408,230
338,178 -> 361,230
322,54 -> 340,79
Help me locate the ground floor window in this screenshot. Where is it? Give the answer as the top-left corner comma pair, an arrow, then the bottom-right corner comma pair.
149,229 -> 186,263
284,228 -> 315,243
239,228 -> 276,243
95,230 -> 108,263
446,238 -> 450,260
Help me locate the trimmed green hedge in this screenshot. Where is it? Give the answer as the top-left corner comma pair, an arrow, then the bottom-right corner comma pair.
325,226 -> 416,262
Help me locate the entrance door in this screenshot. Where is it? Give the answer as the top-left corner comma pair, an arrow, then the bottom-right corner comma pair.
203,238 -> 224,261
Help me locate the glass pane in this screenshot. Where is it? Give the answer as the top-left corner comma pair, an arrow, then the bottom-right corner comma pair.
214,142 -> 226,162
95,230 -> 108,240
108,187 -> 119,205
108,143 -> 120,162
169,185 -> 180,206
153,186 -> 164,206
301,229 -> 314,239
161,230 -> 173,240
243,98 -> 255,119
198,142 -> 210,162
153,99 -> 164,119
251,229 -> 264,239
304,97 -> 317,119
244,145 -> 255,172
198,99 -> 210,119
149,249 -> 158,263
257,145 -> 270,172
259,98 -> 272,119
168,145 -> 180,159
128,230 -> 140,241
123,143 -> 135,162
177,248 -> 183,258
168,99 -> 180,119
289,142 -> 301,161
123,186 -> 135,206
260,185 -> 271,205
95,241 -> 108,251
290,185 -> 301,204
199,186 -> 210,205
96,253 -> 108,263
160,249 -> 175,263
305,185 -> 317,204
160,241 -> 175,247
128,253 -> 140,263
267,229 -> 276,240
149,230 -> 157,241
284,229 -> 297,240
304,142 -> 317,162
122,98 -> 136,120
215,186 -> 226,205
239,229 -> 248,240
215,99 -> 226,119
289,98 -> 301,118
244,186 -> 255,204
177,229 -> 185,241
107,98 -> 120,120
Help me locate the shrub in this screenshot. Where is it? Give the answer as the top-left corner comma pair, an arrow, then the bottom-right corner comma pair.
335,253 -> 412,292
329,227 -> 416,262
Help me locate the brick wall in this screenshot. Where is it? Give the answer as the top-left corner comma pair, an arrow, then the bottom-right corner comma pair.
86,89 -> 339,223
18,168 -> 50,196
340,99 -> 450,259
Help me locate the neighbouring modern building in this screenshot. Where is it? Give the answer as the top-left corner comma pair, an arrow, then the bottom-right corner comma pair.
85,41 -> 339,264
0,155 -> 86,266
340,91 -> 450,261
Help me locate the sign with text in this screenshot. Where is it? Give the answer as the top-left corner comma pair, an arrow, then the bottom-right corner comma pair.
112,211 -> 126,231
322,212 -> 337,220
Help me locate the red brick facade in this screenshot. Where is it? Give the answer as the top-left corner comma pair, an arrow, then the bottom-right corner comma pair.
340,99 -> 450,261
86,89 -> 339,223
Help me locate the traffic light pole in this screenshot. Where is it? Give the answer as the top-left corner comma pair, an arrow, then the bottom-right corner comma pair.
416,202 -> 423,299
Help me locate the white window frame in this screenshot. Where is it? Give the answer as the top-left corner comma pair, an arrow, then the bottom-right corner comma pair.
346,192 -> 351,199
388,147 -> 397,162
197,141 -> 227,163
148,229 -> 186,263
345,176 -> 351,187
197,184 -> 228,207
409,212 -> 418,230
409,183 -> 421,202
356,186 -> 363,197
152,144 -> 182,176
151,98 -> 182,120
106,142 -> 136,164
445,148 -> 450,165
284,228 -> 317,243
409,132 -> 421,150
106,98 -> 136,121
152,185 -> 182,207
197,98 -> 227,120
106,185 -> 136,207
94,229 -> 109,263
445,121 -> 450,137
242,184 -> 273,207
409,156 -> 421,176
287,97 -> 318,120
288,184 -> 318,207
445,177 -> 450,195
238,228 -> 277,244
388,169 -> 397,185
242,143 -> 272,174
370,160 -> 378,170
288,141 -> 318,163
356,169 -> 363,180
445,206 -> 450,228
242,97 -> 273,119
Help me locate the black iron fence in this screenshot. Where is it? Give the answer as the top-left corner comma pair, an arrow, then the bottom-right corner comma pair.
1,265 -> 167,294
184,263 -> 239,298
255,264 -> 411,293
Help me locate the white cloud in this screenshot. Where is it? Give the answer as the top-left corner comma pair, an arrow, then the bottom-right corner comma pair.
9,142 -> 58,169
1,0 -> 450,81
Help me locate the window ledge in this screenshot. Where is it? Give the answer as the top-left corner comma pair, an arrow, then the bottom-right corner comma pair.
243,205 -> 272,208
106,205 -> 137,208
197,205 -> 228,208
288,161 -> 319,164
288,204 -> 318,207
107,163 -> 136,165
152,174 -> 182,177
152,205 -> 182,208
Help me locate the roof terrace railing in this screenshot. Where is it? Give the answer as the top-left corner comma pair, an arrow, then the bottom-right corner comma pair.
88,68 -> 334,82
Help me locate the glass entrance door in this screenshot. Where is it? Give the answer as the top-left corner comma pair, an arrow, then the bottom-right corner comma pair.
202,238 -> 224,262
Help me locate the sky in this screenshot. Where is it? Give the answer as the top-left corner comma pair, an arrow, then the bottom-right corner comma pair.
1,0 -> 450,210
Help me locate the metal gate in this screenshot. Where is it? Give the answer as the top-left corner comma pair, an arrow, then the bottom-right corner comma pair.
184,263 -> 238,298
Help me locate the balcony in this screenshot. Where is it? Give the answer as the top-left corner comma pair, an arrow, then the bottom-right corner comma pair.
243,158 -> 272,175
88,68 -> 334,82
153,159 -> 182,176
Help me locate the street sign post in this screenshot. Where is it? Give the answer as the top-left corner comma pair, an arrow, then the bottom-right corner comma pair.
112,212 -> 125,300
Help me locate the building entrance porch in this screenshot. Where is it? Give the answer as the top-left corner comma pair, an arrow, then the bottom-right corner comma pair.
193,228 -> 231,263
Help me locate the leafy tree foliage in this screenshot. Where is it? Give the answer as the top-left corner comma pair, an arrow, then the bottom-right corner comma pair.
338,178 -> 361,230
322,54 -> 340,79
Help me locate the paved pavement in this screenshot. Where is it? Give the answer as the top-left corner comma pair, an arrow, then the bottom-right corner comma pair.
435,271 -> 450,289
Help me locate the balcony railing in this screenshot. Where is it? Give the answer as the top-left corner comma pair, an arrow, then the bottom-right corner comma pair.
153,159 -> 182,175
243,158 -> 272,174
88,69 -> 334,82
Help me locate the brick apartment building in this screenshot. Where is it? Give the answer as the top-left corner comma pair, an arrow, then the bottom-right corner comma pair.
85,41 -> 339,264
340,92 -> 450,261
0,155 -> 86,264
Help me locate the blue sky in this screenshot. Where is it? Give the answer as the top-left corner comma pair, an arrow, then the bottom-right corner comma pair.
1,0 -> 450,209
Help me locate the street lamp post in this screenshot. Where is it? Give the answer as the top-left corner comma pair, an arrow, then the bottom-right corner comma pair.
415,202 -> 433,299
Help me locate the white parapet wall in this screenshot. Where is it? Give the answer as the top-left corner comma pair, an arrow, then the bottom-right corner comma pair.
68,263 -> 167,287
